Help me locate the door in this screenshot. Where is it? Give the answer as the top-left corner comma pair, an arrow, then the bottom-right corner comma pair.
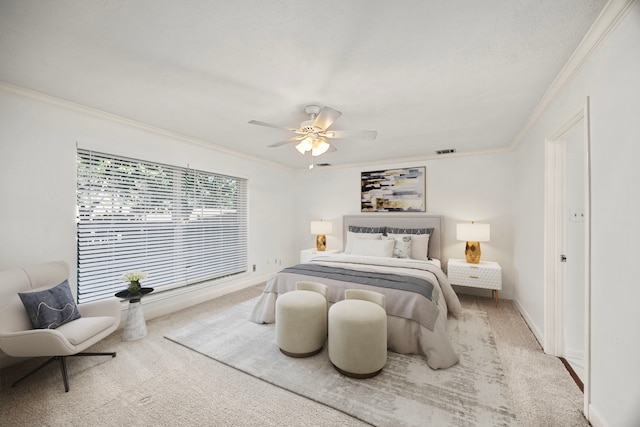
543,99 -> 591,417
562,122 -> 586,380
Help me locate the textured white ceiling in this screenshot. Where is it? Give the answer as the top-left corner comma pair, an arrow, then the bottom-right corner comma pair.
0,0 -> 607,169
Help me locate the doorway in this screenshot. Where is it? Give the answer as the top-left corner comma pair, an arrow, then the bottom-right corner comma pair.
543,98 -> 591,417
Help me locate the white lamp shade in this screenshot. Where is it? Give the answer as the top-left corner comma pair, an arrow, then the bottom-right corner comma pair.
456,222 -> 490,242
310,220 -> 333,235
295,138 -> 313,154
311,139 -> 330,156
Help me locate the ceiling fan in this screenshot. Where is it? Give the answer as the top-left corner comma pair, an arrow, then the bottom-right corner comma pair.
248,105 -> 377,159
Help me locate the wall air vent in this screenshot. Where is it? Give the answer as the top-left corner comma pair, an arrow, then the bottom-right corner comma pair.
435,148 -> 457,155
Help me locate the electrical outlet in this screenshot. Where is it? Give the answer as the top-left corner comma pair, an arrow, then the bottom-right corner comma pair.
252,264 -> 256,272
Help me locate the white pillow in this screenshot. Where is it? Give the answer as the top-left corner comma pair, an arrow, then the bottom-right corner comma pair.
344,231 -> 382,254
385,235 -> 412,258
388,233 -> 430,260
350,238 -> 395,257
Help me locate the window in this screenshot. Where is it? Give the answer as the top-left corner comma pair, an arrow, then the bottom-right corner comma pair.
76,149 -> 248,303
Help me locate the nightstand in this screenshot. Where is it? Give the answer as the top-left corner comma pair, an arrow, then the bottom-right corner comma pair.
300,248 -> 340,263
447,258 -> 502,307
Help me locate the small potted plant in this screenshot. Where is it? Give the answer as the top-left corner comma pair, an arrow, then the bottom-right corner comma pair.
117,270 -> 151,301
122,270 -> 147,293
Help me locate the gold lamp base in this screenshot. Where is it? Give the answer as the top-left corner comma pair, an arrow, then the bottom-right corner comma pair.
316,234 -> 327,251
465,241 -> 481,264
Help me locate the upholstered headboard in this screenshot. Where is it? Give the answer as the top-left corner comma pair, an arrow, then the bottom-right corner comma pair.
343,215 -> 444,260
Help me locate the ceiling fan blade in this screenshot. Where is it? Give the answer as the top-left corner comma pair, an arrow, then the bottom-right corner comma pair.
267,135 -> 306,148
322,130 -> 377,140
312,107 -> 342,130
248,120 -> 299,133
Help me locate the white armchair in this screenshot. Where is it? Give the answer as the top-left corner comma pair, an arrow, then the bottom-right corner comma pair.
0,261 -> 121,392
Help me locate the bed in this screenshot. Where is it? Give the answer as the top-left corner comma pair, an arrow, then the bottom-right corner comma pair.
249,215 -> 462,369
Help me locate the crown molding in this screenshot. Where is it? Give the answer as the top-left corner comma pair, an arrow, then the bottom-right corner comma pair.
510,0 -> 637,149
0,81 -> 297,173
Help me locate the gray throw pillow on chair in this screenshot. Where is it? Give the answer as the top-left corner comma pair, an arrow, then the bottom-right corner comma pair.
18,280 -> 81,329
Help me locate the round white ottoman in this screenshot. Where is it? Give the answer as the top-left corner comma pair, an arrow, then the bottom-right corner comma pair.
328,294 -> 387,378
276,288 -> 327,357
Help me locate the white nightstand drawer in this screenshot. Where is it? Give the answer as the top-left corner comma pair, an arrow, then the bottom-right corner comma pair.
447,258 -> 502,290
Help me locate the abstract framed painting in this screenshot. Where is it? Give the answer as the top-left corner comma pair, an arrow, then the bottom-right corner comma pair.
361,166 -> 426,212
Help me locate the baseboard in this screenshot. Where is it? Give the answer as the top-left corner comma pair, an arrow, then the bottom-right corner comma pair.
512,298 -> 544,347
588,403 -> 609,427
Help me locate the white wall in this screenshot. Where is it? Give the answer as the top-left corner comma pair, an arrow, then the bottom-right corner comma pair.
293,152 -> 516,299
512,2 -> 640,425
0,89 -> 297,366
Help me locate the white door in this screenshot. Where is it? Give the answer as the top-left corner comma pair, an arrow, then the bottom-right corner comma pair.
544,99 -> 591,417
562,123 -> 586,380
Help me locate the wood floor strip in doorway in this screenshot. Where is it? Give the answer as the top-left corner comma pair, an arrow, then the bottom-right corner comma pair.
559,357 -> 584,393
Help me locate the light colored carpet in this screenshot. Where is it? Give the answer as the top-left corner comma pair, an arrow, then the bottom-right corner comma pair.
166,298 -> 516,427
0,285 -> 588,426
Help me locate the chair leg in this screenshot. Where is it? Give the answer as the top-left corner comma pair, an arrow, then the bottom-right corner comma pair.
11,352 -> 116,392
59,356 -> 69,393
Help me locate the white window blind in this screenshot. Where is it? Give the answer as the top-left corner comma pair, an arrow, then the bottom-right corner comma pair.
76,149 -> 248,303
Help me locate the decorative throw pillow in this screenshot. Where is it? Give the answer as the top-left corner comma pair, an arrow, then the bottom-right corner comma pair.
348,226 -> 386,234
18,280 -> 81,329
388,233 -> 430,260
385,227 -> 434,236
386,228 -> 433,257
386,235 -> 412,258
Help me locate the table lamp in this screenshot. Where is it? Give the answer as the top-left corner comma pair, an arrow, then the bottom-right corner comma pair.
456,221 -> 490,264
310,220 -> 333,251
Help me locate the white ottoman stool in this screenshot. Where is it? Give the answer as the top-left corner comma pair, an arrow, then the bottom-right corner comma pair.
275,282 -> 329,358
328,289 -> 387,378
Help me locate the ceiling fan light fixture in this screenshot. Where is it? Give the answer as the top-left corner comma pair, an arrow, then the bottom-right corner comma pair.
250,105 -> 376,163
295,139 -> 311,154
311,139 -> 330,156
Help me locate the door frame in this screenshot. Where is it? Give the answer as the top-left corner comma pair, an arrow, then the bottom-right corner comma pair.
543,98 -> 591,417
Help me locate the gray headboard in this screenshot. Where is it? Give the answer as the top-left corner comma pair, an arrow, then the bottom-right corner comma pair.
342,215 -> 444,260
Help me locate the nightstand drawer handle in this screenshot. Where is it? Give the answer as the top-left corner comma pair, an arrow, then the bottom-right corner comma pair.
469,275 -> 479,279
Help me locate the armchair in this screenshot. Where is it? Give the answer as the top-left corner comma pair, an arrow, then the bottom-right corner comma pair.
0,261 -> 121,392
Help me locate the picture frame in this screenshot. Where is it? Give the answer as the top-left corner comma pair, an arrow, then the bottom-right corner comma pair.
361,166 -> 426,212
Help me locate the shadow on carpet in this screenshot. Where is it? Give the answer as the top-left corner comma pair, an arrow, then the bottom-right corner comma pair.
165,298 -> 516,427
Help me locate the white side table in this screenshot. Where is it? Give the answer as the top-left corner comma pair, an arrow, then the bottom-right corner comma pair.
300,248 -> 340,263
115,288 -> 153,341
447,258 -> 502,307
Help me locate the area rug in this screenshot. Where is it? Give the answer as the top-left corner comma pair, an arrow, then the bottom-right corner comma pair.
165,298 -> 516,427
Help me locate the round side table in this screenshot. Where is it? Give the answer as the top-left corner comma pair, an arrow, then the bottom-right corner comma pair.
115,288 -> 154,341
